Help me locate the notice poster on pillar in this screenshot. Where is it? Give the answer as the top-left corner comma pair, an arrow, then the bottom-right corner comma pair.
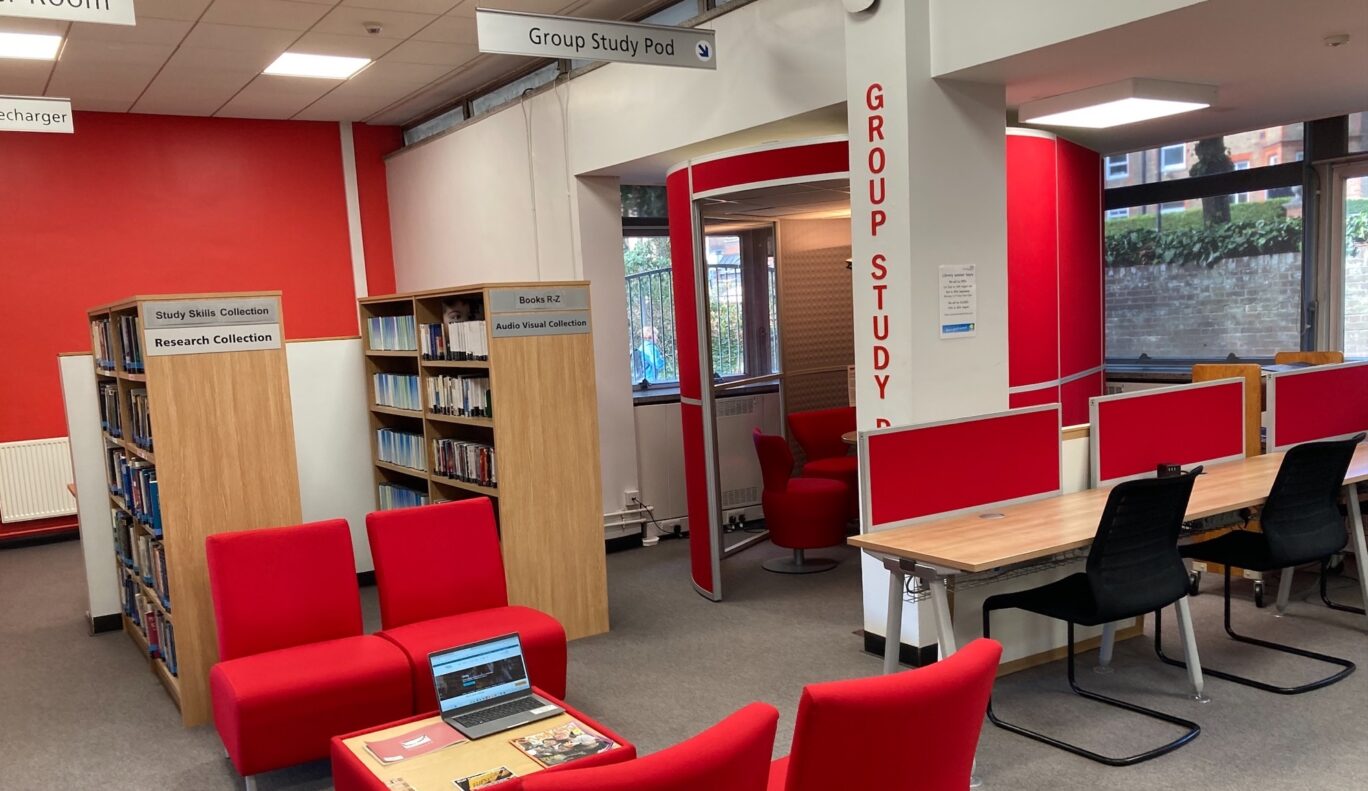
938,264 -> 977,338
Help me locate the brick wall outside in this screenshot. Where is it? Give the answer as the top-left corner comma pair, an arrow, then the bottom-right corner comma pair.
1105,252 -> 1302,359
1346,244 -> 1368,357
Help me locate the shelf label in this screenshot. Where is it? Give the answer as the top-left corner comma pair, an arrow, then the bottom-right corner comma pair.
491,311 -> 591,338
0,0 -> 136,25
488,286 -> 590,313
142,297 -> 280,328
938,264 -> 977,339
144,324 -> 282,357
1,96 -> 73,134
476,9 -> 716,70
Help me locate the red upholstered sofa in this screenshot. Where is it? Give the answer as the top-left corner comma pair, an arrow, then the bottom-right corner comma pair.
206,519 -> 414,789
367,498 -> 568,712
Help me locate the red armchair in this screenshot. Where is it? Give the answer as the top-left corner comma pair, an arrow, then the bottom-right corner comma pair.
207,519 -> 413,789
367,498 -> 568,712
767,638 -> 1003,791
753,430 -> 848,574
521,702 -> 780,791
787,407 -> 858,518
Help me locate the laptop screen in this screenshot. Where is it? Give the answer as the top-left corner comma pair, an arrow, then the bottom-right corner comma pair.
430,634 -> 531,714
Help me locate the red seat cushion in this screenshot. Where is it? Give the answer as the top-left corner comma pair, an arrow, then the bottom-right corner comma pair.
767,756 -> 789,791
211,635 -> 413,777
801,456 -> 858,518
379,606 -> 568,712
763,477 -> 848,551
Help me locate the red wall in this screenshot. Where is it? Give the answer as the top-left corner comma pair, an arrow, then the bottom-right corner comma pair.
0,112 -> 401,446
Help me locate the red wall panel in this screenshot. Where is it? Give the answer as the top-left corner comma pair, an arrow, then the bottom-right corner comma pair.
1094,381 -> 1246,484
1060,371 -> 1104,427
0,112 -> 397,444
1005,134 -> 1059,389
866,407 -> 1061,527
689,141 -> 848,195
354,124 -> 403,296
1056,139 -> 1104,379
1010,385 -> 1061,410
1269,363 -> 1368,449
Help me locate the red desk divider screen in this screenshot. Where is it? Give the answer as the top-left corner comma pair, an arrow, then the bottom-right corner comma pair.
860,404 -> 1061,531
1090,378 -> 1246,487
1268,361 -> 1368,451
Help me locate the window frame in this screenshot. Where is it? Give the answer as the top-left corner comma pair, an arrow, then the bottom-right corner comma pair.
1105,155 -> 1129,180
1160,144 -> 1186,172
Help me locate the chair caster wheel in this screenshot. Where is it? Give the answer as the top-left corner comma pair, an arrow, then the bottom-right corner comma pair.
1253,580 -> 1266,609
1188,571 -> 1202,596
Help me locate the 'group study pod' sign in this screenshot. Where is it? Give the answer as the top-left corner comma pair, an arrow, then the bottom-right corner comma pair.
475,8 -> 716,70
0,0 -> 136,25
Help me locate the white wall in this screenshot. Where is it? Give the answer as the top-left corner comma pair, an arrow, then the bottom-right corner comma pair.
59,354 -> 121,625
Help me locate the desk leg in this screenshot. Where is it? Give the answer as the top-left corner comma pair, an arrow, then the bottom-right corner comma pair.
1094,622 -> 1116,674
1275,566 -> 1294,615
928,576 -> 958,658
884,564 -> 906,675
1348,483 -> 1368,629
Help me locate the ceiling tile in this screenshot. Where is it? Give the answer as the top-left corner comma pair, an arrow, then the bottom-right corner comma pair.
66,17 -> 194,45
313,6 -> 439,40
48,61 -> 162,102
0,60 -> 54,97
351,59 -> 453,90
74,97 -> 137,112
202,0 -> 334,31
341,0 -> 463,13
181,22 -> 300,53
411,14 -> 476,44
133,68 -> 258,116
217,74 -> 336,118
164,45 -> 277,73
58,41 -> 178,67
290,31 -> 398,58
135,0 -> 215,21
293,90 -> 398,121
384,39 -> 477,66
0,17 -> 68,35
450,0 -> 579,16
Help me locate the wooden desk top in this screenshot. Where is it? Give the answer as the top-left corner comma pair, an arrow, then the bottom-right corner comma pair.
842,431 -> 856,445
340,712 -> 623,791
850,444 -> 1368,574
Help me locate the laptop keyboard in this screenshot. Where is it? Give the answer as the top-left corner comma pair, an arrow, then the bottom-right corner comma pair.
455,698 -> 542,727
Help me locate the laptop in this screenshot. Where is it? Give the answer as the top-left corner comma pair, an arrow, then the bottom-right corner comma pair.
429,633 -> 563,739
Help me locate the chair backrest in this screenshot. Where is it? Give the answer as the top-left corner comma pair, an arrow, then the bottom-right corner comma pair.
1085,469 -> 1200,622
787,407 -> 855,461
776,639 -> 1002,791
1261,433 -> 1365,566
520,702 -> 779,791
753,429 -> 794,492
365,498 -> 509,629
206,519 -> 363,661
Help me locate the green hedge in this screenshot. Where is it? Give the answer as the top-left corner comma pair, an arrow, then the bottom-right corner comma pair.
1104,198 -> 1290,237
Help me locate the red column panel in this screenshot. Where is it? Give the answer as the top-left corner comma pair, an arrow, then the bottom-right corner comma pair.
1060,371 -> 1104,427
1010,385 -> 1061,411
1006,133 -> 1060,390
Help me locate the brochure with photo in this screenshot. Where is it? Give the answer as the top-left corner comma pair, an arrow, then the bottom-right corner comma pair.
364,721 -> 466,765
454,766 -> 516,790
509,720 -> 617,768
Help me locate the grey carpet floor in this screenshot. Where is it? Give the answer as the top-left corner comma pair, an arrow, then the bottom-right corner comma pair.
2,536 -> 1366,789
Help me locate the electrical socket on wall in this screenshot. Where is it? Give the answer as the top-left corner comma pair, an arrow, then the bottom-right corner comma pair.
623,489 -> 640,509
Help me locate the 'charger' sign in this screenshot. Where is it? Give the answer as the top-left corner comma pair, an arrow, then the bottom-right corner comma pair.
0,96 -> 73,134
476,8 -> 716,70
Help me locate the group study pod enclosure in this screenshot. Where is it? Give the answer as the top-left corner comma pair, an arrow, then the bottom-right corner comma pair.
664,131 -> 1105,603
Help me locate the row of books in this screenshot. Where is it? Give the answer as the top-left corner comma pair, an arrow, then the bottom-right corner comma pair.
419,320 -> 489,361
99,382 -> 122,437
378,483 -> 430,511
129,388 -> 153,450
107,448 -> 162,536
91,318 -> 115,370
429,375 -> 492,418
377,429 -> 426,471
119,314 -> 145,372
432,439 -> 497,487
112,509 -> 137,567
116,513 -> 171,611
374,373 -> 421,412
368,315 -> 418,352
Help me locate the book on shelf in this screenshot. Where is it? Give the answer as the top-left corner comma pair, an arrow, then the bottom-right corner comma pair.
373,373 -> 421,412
367,315 -> 417,352
130,388 -> 153,450
99,383 -> 122,437
91,318 -> 115,370
112,507 -> 136,566
109,448 -> 162,537
432,439 -> 497,487
428,375 -> 492,418
376,428 -> 426,471
119,314 -> 145,372
378,483 -> 430,510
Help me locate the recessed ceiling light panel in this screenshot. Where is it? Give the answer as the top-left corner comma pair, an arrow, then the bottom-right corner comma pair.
263,52 -> 370,79
0,32 -> 63,61
1021,79 -> 1217,129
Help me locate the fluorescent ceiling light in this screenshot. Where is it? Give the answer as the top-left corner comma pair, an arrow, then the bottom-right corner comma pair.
1021,79 -> 1216,129
0,32 -> 63,61
263,52 -> 370,79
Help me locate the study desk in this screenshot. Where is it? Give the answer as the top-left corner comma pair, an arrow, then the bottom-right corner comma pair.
849,444 -> 1368,673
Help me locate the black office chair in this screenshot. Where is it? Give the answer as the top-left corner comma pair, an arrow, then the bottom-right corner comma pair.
1321,495 -> 1368,615
1156,433 -> 1365,695
983,469 -> 1205,767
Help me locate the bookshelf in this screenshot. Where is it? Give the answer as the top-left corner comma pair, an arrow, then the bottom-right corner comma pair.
88,291 -> 302,726
358,282 -> 609,639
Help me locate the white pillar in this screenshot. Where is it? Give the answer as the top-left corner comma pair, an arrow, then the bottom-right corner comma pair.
846,0 -> 1009,657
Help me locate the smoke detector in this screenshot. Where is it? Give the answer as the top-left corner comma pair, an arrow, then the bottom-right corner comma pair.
1324,34 -> 1350,48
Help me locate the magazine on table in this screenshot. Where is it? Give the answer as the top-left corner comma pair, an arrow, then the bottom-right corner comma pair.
509,719 -> 617,768
454,766 -> 516,790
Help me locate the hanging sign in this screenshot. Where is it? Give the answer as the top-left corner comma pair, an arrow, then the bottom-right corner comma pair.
0,0 -> 136,26
488,286 -> 590,313
476,9 -> 717,70
142,297 -> 283,356
0,95 -> 73,133
938,264 -> 977,338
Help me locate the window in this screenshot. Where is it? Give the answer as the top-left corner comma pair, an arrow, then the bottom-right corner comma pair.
644,0 -> 699,26
1160,201 -> 1185,214
404,105 -> 466,146
702,230 -> 778,379
1160,144 -> 1186,172
1268,154 -> 1280,166
1106,207 -> 1130,220
470,63 -> 559,118
1232,160 -> 1250,203
624,232 -> 678,385
1350,111 -> 1368,153
1341,171 -> 1368,356
1105,155 -> 1129,180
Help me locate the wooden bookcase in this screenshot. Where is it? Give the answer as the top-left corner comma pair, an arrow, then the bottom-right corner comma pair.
358,282 -> 609,639
88,292 -> 301,726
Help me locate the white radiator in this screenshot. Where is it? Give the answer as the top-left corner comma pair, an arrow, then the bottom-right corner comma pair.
0,437 -> 77,523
